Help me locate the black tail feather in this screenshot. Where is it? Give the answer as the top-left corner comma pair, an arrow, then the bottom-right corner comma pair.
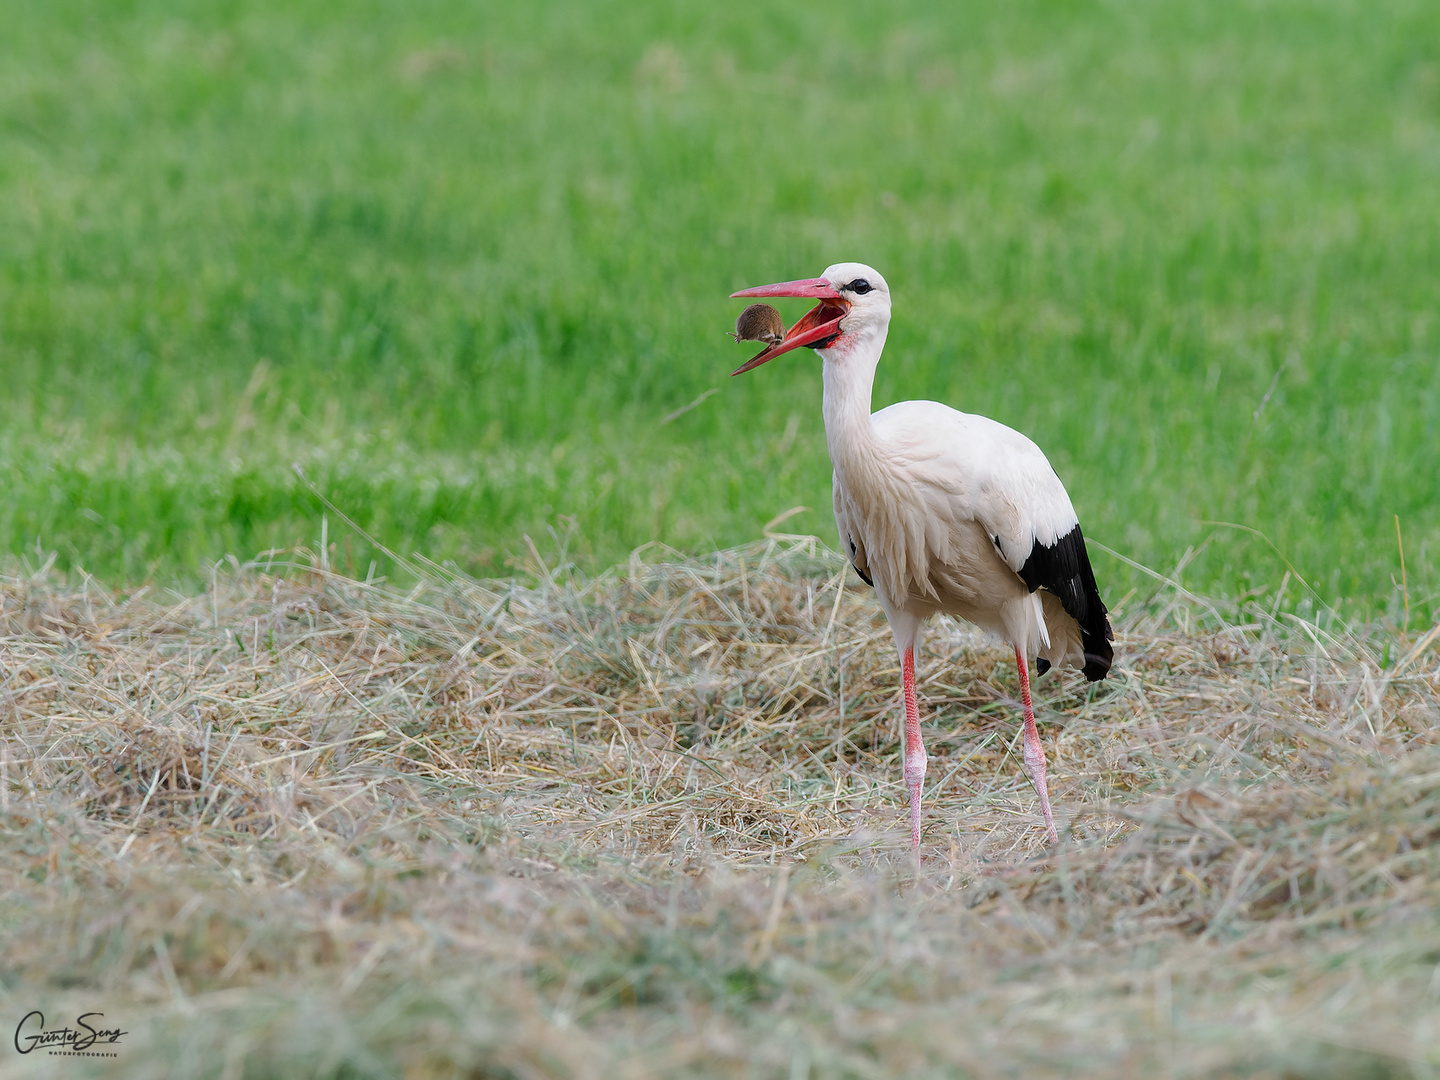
1018,524 -> 1113,682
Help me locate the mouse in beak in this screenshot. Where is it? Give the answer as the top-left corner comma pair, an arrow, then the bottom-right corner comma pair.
730,303 -> 786,349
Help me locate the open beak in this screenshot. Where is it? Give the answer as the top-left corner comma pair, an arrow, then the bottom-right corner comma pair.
728,277 -> 848,375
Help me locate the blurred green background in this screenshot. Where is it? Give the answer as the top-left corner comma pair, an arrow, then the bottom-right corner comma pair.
2,0 -> 1437,618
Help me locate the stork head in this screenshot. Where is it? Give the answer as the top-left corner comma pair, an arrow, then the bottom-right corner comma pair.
728,262 -> 891,375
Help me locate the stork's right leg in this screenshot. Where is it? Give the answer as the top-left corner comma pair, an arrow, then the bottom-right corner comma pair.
901,645 -> 927,860
1015,647 -> 1059,845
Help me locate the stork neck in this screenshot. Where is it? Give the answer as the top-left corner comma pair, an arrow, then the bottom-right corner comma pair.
819,323 -> 887,466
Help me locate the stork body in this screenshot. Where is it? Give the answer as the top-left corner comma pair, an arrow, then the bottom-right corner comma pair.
730,263 -> 1112,851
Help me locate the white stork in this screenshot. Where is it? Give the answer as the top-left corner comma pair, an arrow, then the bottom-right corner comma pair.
729,262 -> 1113,851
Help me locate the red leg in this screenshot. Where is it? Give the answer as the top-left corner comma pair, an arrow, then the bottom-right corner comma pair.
902,646 -> 927,860
1015,648 -> 1059,845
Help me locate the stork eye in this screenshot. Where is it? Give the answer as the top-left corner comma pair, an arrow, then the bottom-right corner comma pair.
845,279 -> 873,295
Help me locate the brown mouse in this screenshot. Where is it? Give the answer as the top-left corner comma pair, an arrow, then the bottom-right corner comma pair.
730,303 -> 785,347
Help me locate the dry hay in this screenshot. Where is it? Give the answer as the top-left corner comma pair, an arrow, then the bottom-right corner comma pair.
1,538 -> 1439,1079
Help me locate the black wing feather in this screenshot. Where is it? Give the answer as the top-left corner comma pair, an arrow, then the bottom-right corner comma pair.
1018,524 -> 1113,681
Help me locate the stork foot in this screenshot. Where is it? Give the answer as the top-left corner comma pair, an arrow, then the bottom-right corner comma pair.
1022,731 -> 1060,845
904,770 -> 925,860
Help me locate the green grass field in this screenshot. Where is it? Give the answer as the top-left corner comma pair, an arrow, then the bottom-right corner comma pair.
3,0 -> 1438,616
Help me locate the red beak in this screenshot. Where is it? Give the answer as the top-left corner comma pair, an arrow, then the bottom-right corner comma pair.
728,277 -> 848,375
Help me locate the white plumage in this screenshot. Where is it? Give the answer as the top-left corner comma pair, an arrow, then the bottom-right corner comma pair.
731,262 -> 1113,852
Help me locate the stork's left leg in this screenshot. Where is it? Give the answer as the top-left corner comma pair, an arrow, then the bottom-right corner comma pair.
1015,648 -> 1059,845
902,645 -> 927,859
